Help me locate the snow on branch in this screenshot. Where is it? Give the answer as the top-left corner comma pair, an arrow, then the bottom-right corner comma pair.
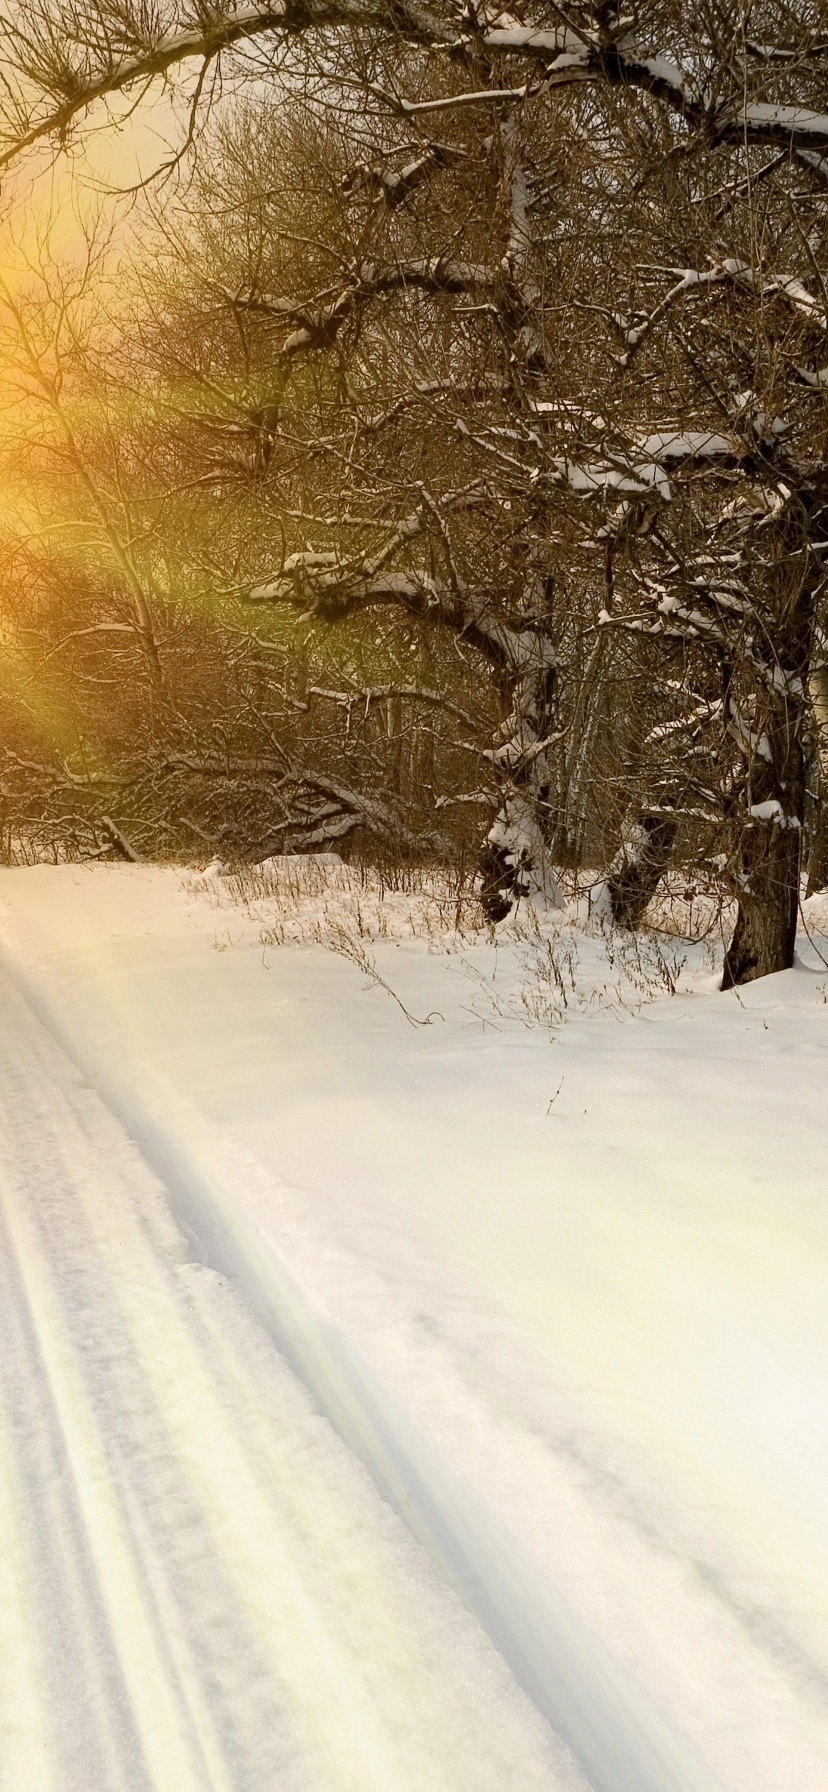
619,267 -> 725,363
601,582 -> 807,706
287,767 -> 433,851
160,751 -> 436,852
645,700 -> 723,746
309,682 -> 483,731
341,142 -> 465,207
248,513 -> 556,675
736,103 -> 828,151
619,258 -> 825,364
552,429 -> 746,503
476,30 -> 828,151
366,81 -> 539,115
6,7 -> 828,169
232,258 -> 498,356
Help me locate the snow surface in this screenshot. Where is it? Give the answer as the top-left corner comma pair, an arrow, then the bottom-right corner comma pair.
1,865 -> 828,1792
0,944 -> 579,1792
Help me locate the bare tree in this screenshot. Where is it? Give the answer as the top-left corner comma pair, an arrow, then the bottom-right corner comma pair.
0,215 -> 487,862
1,1 -> 828,979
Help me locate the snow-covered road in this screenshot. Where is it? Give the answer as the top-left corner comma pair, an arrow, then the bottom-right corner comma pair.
1,865 -> 828,1792
0,964 -> 580,1792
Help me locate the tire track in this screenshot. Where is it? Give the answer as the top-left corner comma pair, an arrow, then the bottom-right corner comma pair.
0,967 -> 580,1792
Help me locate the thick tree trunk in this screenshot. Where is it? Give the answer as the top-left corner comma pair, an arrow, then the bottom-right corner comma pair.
703,472 -> 828,988
606,811 -> 676,929
722,820 -> 801,987
721,550 -> 811,986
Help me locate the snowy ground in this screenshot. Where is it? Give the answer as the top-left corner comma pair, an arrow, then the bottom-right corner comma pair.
0,863 -> 827,1792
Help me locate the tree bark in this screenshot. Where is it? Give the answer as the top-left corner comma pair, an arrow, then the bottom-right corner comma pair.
722,818 -> 802,988
721,514 -> 815,986
606,811 -> 676,929
806,666 -> 828,896
806,805 -> 828,897
479,632 -> 562,922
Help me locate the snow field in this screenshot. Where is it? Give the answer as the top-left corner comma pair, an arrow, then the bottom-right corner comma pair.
0,958 -> 584,1792
1,864 -> 828,1791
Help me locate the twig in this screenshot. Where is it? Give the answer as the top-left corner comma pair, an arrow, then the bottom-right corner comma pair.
329,927 -> 444,1026
546,1076 -> 565,1113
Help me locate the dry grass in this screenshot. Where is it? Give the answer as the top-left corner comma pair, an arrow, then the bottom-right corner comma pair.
184,853 -> 725,1034
201,856 -> 486,950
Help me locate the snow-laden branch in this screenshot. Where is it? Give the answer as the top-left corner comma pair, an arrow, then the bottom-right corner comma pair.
447,31 -> 828,153
552,429 -> 746,503
644,700 -> 723,746
342,142 -> 464,207
520,35 -> 828,153
365,81 -> 539,115
501,109 -> 542,352
308,681 -> 483,731
7,6 -> 828,170
249,516 -> 555,675
232,257 -> 499,355
601,582 -> 807,704
619,258 -> 825,365
734,102 -> 828,152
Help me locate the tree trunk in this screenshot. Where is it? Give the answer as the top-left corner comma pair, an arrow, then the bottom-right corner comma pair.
807,804 -> 828,897
606,811 -> 676,929
481,790 -> 558,921
722,819 -> 802,987
479,632 -> 562,923
721,526 -> 813,986
806,665 -> 828,895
